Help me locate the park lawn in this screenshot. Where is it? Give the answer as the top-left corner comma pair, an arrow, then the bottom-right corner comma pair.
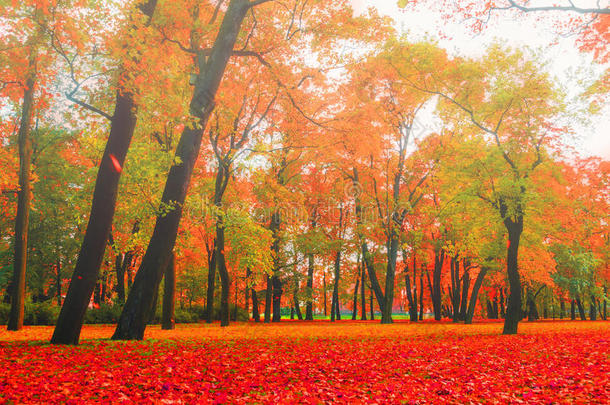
0,321 -> 608,404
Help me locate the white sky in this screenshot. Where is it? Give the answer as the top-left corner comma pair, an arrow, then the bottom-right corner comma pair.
350,0 -> 610,160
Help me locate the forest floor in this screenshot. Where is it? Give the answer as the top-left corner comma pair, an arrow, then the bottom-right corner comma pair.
0,320 -> 608,403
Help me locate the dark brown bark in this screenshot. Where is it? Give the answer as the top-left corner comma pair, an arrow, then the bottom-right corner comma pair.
305,253 -> 315,320
55,259 -> 62,306
264,274 -> 272,323
51,1 -> 157,344
252,287 -> 260,322
589,295 -> 597,321
459,264 -> 470,321
293,275 -> 303,320
216,222 -> 230,327
419,270 -> 424,320
576,296 -> 586,320
429,249 -> 444,321
206,246 -> 217,323
161,253 -> 175,330
450,256 -> 460,323
360,262 -> 367,320
465,267 -> 488,324
270,211 -> 282,323
502,209 -> 523,335
8,55 -> 36,332
112,0 -> 251,341
352,268 -> 359,320
330,250 -> 341,322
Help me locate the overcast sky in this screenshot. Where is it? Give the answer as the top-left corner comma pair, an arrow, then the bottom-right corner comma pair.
349,0 -> 609,160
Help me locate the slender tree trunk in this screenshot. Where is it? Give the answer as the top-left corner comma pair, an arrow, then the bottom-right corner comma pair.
323,268 -> 327,317
589,295 -> 597,321
305,253 -> 315,320
330,250 -> 341,322
419,270 -> 424,320
560,298 -> 565,319
270,211 -> 282,323
264,274 -> 272,323
450,257 -> 460,323
216,223 -> 230,327
352,262 -> 360,320
252,287 -> 260,322
381,236 -> 399,324
571,300 -> 576,320
206,246 -> 217,323
465,267 -> 487,324
429,249 -> 444,321
360,263 -> 367,320
459,265 -> 470,321
603,286 -> 607,320
293,277 -> 303,320
161,253 -> 175,330
111,0 -> 251,341
8,55 -> 37,332
369,283 -> 374,320
502,215 -> 523,335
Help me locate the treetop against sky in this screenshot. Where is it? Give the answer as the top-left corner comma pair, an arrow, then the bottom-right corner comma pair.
351,0 -> 609,159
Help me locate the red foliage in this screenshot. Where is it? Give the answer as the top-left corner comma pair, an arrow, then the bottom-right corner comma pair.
0,321 -> 608,403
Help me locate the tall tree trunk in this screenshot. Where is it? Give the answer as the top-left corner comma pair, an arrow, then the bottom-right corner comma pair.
51,1 -> 157,344
450,256 -> 460,323
353,169 -> 385,312
571,300 -> 576,320
502,213 -> 523,335
111,0 -> 251,341
323,268 -> 327,317
293,277 -> 303,320
465,267 -> 487,324
206,246 -> 217,323
589,295 -> 597,321
419,270 -> 424,321
8,54 -> 37,332
305,253 -> 315,320
161,253 -> 175,330
216,223 -> 230,327
603,286 -> 607,320
369,283 -> 374,320
381,236 -> 399,324
560,298 -> 565,319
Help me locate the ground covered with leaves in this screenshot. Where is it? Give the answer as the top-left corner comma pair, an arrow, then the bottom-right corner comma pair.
0,321 -> 608,403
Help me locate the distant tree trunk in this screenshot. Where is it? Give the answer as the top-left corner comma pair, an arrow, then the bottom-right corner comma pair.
245,269 -> 250,315
499,288 -> 506,318
450,257 -> 461,323
264,275 -> 272,323
305,252 -> 315,321
323,269 -> 327,317
352,267 -> 359,320
465,267 -> 487,324
571,300 -> 576,320
353,168 -> 384,312
293,277 -> 303,320
429,249 -> 444,321
111,0 -> 252,341
162,253 -> 175,330
51,2 -> 158,344
330,249 -> 341,322
252,288 -> 260,322
8,53 -> 37,332
459,264 -> 470,321
360,263 -> 367,320
100,270 -> 108,303
576,296 -> 586,320
270,210 -> 282,323
603,286 -> 607,320
590,295 -> 597,321
369,283 -> 374,320
206,247 -> 217,324
419,270 -> 424,321
560,298 -> 565,319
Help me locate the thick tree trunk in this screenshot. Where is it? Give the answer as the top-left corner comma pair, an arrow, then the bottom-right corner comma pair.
589,296 -> 597,321
571,300 -> 576,320
161,253 -> 175,330
305,252 -> 314,320
502,215 -> 523,335
111,0 -> 250,341
405,272 -> 417,322
51,1 -> 157,344
270,211 -> 282,323
465,267 -> 487,324
8,57 -> 37,332
576,296 -> 586,320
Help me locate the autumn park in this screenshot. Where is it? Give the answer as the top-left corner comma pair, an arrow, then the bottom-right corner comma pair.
0,0 -> 609,403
